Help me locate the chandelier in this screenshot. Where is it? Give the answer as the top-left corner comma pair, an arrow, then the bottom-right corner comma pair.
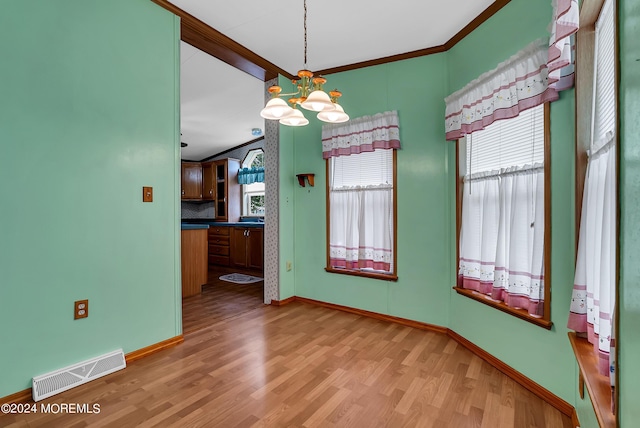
260,0 -> 349,127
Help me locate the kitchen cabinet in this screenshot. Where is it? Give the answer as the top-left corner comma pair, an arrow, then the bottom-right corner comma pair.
181,228 -> 208,297
181,162 -> 202,200
201,161 -> 215,201
230,227 -> 264,270
214,158 -> 241,222
208,225 -> 230,266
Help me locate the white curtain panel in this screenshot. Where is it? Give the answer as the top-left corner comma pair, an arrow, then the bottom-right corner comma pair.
568,138 -> 616,376
458,175 -> 501,294
329,185 -> 393,272
459,165 -> 545,316
492,166 -> 545,316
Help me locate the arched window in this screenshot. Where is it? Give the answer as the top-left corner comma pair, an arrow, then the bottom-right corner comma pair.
242,148 -> 265,216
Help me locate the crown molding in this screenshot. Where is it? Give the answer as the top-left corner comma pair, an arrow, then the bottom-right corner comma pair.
151,0 -> 511,79
150,0 -> 294,81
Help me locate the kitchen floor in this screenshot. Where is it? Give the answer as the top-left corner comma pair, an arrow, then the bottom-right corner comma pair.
182,266 -> 264,335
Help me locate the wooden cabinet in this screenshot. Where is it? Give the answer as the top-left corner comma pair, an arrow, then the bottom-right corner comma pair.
214,158 -> 241,222
230,227 -> 264,270
208,225 -> 230,266
201,162 -> 215,201
181,229 -> 208,297
181,162 -> 202,200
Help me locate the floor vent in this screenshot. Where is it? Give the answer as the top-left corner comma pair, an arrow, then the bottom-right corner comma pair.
32,349 -> 126,401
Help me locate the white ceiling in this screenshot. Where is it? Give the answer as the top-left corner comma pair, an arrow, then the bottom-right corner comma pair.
175,0 -> 496,160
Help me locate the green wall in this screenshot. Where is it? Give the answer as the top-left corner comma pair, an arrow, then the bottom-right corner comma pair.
0,0 -> 180,397
285,53 -> 451,326
619,0 -> 640,425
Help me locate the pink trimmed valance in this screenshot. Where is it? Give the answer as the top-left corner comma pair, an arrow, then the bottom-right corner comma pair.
444,40 -> 558,141
322,111 -> 400,159
548,0 -> 579,91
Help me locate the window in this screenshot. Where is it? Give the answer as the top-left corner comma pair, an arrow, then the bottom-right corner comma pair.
326,149 -> 397,279
241,149 -> 265,216
456,103 -> 551,328
568,0 -> 618,425
323,111 -> 400,281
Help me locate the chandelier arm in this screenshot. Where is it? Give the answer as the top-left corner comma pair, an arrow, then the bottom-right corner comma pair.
277,91 -> 301,97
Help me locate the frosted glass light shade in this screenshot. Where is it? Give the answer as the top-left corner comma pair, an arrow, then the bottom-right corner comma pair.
300,90 -> 334,112
317,103 -> 349,123
279,109 -> 309,127
260,98 -> 294,120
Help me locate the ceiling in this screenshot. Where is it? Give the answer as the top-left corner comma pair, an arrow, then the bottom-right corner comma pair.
173,0 -> 499,160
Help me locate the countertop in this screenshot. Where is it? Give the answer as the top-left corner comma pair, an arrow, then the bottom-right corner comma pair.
181,224 -> 210,230
181,219 -> 264,228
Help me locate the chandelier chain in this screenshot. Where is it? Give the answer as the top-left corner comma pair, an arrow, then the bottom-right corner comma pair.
304,0 -> 307,68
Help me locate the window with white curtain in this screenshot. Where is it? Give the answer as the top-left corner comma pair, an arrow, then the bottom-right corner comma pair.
568,0 -> 617,382
323,111 -> 400,280
458,103 -> 548,320
328,149 -> 395,276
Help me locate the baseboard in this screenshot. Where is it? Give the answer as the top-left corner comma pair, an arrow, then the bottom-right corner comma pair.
0,388 -> 32,405
0,335 -> 184,404
270,296 -> 296,306
447,329 -> 574,417
295,297 -> 448,334
571,408 -> 581,428
125,335 -> 184,364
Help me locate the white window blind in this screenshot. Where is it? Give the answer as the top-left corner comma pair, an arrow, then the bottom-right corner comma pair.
592,0 -> 616,150
330,149 -> 393,188
465,104 -> 544,176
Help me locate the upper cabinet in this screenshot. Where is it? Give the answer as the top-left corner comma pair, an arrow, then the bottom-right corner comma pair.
181,159 -> 241,221
201,162 -> 215,201
181,162 -> 202,200
214,158 -> 241,222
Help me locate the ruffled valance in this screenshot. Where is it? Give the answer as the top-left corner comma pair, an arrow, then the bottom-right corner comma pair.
548,0 -> 579,91
237,167 -> 265,184
322,111 -> 400,159
445,40 -> 558,141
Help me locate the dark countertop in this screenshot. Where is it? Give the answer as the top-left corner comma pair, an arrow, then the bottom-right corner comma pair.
181,224 -> 210,230
181,219 -> 264,228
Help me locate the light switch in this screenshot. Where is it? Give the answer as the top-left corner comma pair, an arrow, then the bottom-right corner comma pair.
143,186 -> 153,202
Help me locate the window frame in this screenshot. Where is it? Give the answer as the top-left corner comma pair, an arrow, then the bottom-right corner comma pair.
454,102 -> 552,329
571,0 -> 619,425
241,148 -> 265,217
324,149 -> 398,281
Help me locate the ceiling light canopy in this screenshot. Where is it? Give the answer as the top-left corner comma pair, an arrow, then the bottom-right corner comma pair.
259,0 -> 349,127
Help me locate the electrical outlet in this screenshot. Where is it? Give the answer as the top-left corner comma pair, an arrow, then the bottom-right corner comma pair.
74,300 -> 88,320
286,261 -> 292,271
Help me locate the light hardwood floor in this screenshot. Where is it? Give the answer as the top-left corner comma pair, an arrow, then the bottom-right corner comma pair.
2,270 -> 571,428
182,266 -> 264,335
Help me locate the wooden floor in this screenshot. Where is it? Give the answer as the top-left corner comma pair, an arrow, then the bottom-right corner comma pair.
182,266 -> 264,335
2,273 -> 572,428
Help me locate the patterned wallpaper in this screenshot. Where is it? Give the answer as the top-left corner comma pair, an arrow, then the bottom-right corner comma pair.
263,78 -> 280,304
